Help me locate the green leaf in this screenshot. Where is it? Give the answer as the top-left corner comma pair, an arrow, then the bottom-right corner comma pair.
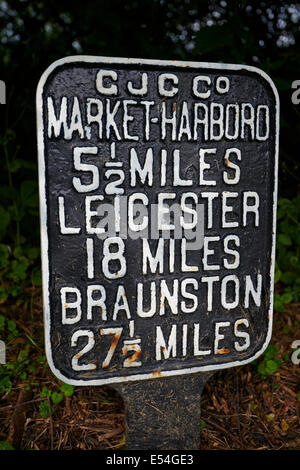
28,247 -> 39,260
0,205 -> 11,236
51,392 -> 63,404
9,159 -> 36,173
0,441 -> 14,450
40,386 -> 52,398
9,285 -> 22,298
0,376 -> 12,394
31,267 -> 42,286
0,244 -> 10,269
281,271 -> 297,284
274,298 -> 284,312
7,319 -> 18,335
289,256 -> 299,267
17,348 -> 29,362
265,359 -> 280,375
281,293 -> 293,304
274,266 -> 282,283
60,383 -> 74,397
37,355 -> 46,363
13,246 -> 23,259
277,234 -> 292,246
200,419 -> 206,430
278,198 -> 292,209
264,345 -> 279,360
257,363 -> 266,376
8,259 -> 28,282
276,207 -> 285,220
294,231 -> 300,246
0,288 -> 8,302
39,400 -> 53,418
20,180 -> 38,208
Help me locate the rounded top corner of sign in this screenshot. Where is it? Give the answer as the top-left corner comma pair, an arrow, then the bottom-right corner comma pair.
36,55 -> 89,97
239,63 -> 280,107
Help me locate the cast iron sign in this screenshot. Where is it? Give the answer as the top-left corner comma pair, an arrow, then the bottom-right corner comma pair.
37,56 -> 279,386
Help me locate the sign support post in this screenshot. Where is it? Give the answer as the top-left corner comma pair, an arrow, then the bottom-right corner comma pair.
114,373 -> 212,450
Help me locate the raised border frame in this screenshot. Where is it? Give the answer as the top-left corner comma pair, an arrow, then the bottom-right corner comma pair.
36,55 -> 279,386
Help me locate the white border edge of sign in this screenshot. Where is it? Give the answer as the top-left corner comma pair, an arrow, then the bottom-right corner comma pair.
36,55 -> 279,386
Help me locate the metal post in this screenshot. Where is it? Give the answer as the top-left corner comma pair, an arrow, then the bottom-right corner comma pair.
114,373 -> 212,450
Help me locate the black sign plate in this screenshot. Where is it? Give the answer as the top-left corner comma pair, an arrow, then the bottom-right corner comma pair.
37,56 -> 279,386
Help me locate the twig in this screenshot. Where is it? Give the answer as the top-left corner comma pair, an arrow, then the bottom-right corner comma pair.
235,370 -> 241,432
97,428 -> 123,442
65,396 -> 71,415
280,383 -> 297,398
7,388 -> 32,449
206,412 -> 259,419
33,427 -> 48,443
0,397 -> 46,412
47,397 -> 54,451
202,416 -> 247,449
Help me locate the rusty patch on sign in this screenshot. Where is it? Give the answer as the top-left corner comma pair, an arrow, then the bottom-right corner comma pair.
216,348 -> 230,355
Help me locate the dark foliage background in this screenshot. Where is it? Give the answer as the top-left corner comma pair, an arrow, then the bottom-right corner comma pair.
0,0 -> 299,450
0,0 -> 299,313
